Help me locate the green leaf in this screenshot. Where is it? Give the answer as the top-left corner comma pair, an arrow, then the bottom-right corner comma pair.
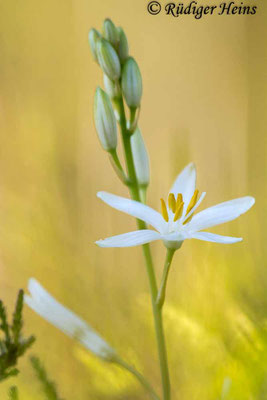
8,386 -> 19,400
12,290 -> 24,344
0,290 -> 35,382
30,356 -> 64,400
17,336 -> 35,357
0,300 -> 10,343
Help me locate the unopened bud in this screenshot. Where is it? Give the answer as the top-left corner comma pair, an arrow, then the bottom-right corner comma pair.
117,27 -> 129,62
131,127 -> 150,186
103,74 -> 120,99
97,39 -> 121,81
102,18 -> 118,48
122,57 -> 142,108
88,28 -> 100,62
94,87 -> 117,151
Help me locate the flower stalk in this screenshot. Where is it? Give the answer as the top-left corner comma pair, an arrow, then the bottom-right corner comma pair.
156,249 -> 176,309
114,357 -> 160,400
108,149 -> 128,185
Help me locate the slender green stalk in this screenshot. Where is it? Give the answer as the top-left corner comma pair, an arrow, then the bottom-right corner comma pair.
109,149 -> 128,184
139,185 -> 148,204
156,249 -> 176,309
115,94 -> 171,400
142,245 -> 171,400
109,149 -> 124,173
115,357 -> 160,400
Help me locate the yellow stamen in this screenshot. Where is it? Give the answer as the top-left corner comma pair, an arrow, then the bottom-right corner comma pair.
176,193 -> 183,210
173,201 -> 184,222
185,189 -> 199,216
183,189 -> 199,225
183,213 -> 194,225
160,198 -> 169,222
168,193 -> 176,213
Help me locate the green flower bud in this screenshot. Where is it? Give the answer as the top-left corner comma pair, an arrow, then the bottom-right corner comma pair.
97,38 -> 121,81
103,74 -> 120,99
94,87 -> 117,151
131,127 -> 150,186
117,27 -> 129,62
88,28 -> 100,62
102,18 -> 118,48
122,57 -> 142,108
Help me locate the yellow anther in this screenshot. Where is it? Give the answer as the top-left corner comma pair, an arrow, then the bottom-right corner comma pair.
183,189 -> 199,225
176,193 -> 183,209
168,193 -> 176,213
183,214 -> 193,225
173,201 -> 184,222
160,198 -> 169,222
185,189 -> 199,216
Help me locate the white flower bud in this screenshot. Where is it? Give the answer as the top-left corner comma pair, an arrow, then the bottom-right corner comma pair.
122,57 -> 142,108
25,279 -> 116,361
94,87 -> 117,151
97,39 -> 121,81
88,28 -> 100,62
117,27 -> 129,62
102,18 -> 118,48
131,127 -> 150,186
103,74 -> 120,99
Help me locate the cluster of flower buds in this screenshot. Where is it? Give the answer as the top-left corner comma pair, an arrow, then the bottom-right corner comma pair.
89,18 -> 149,188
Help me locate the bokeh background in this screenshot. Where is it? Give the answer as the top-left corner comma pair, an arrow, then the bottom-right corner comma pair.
0,0 -> 266,398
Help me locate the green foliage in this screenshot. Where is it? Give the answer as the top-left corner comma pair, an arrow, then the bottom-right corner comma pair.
0,290 -> 35,382
30,356 -> 64,400
8,386 -> 19,400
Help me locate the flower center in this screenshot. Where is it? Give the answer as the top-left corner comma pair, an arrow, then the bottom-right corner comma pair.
160,190 -> 199,224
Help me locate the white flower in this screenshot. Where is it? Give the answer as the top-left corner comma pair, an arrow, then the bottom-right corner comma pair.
25,278 -> 116,361
96,163 -> 255,249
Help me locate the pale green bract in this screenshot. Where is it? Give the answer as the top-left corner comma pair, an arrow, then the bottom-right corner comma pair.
94,87 -> 117,151
88,28 -> 100,62
102,18 -> 118,48
122,57 -> 142,108
117,27 -> 129,62
131,127 -> 150,186
97,38 -> 121,81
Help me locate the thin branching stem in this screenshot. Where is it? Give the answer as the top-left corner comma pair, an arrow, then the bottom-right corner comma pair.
115,357 -> 160,400
156,249 -> 176,309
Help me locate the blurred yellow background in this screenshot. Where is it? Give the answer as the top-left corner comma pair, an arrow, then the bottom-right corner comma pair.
0,0 -> 266,398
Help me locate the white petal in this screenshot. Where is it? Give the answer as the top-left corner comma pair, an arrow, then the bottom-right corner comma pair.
97,191 -> 165,232
96,229 -> 161,248
190,231 -> 242,244
187,196 -> 255,232
169,162 -> 196,212
25,279 -> 115,360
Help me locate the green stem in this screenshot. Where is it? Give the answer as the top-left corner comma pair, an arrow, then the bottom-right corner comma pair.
115,357 -> 160,400
109,149 -> 128,184
109,149 -> 124,173
139,185 -> 148,204
115,94 -> 171,400
142,245 -> 171,400
156,249 -> 176,309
